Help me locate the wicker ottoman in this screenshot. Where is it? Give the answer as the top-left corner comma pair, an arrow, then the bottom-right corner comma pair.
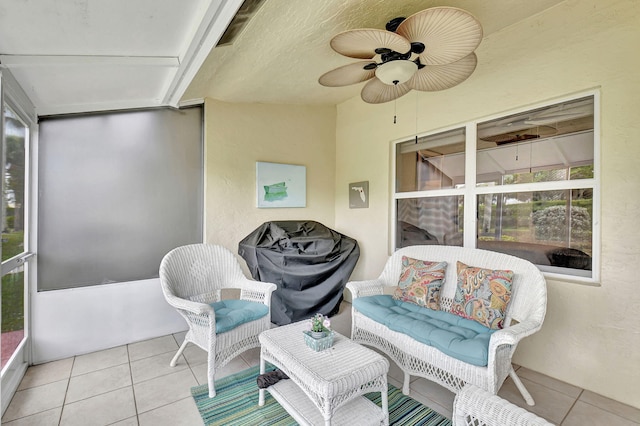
258,321 -> 389,426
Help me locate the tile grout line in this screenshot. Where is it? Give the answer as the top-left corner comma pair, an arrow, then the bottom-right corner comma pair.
136,396 -> 196,420
131,359 -> 192,388
57,355 -> 76,426
12,328 -> 637,425
59,363 -> 134,408
176,330 -> 220,385
128,334 -> 198,418
576,394 -> 640,425
559,389 -> 583,425
518,372 -> 640,424
515,370 -> 582,399
126,343 -> 141,425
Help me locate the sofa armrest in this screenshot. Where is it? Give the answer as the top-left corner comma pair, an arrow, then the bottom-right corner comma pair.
490,319 -> 542,349
346,279 -> 386,299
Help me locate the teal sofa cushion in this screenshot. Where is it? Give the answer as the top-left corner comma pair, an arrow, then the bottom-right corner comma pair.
353,295 -> 495,366
210,300 -> 269,334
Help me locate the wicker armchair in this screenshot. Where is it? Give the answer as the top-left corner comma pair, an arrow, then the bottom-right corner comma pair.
159,244 -> 277,398
453,384 -> 554,425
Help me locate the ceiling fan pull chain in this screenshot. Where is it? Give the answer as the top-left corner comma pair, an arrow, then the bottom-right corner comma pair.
394,98 -> 397,124
415,91 -> 419,143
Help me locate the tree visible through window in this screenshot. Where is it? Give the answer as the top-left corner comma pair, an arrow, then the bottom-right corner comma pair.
2,107 -> 26,261
2,105 -> 28,370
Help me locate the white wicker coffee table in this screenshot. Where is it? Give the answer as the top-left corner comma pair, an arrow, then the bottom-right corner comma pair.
258,320 -> 389,426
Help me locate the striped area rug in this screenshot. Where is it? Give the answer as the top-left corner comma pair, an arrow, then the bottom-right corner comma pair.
191,365 -> 451,425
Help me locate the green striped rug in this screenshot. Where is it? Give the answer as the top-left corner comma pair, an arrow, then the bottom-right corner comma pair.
191,365 -> 451,425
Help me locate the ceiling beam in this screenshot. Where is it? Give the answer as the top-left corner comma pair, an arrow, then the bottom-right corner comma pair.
162,0 -> 245,107
36,99 -> 166,117
0,55 -> 180,68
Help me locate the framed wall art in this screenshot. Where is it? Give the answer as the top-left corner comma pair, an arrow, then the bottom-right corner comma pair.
349,181 -> 369,208
256,162 -> 306,208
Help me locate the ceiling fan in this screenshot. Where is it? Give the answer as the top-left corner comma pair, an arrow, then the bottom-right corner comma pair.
318,7 -> 483,104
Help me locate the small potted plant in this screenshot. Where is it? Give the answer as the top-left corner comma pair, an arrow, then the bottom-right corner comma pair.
304,313 -> 334,351
309,313 -> 331,339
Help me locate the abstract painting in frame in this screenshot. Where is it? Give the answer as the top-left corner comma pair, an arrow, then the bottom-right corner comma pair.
256,162 -> 306,208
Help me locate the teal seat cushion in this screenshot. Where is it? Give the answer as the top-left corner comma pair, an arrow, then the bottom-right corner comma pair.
210,300 -> 269,334
353,295 -> 495,366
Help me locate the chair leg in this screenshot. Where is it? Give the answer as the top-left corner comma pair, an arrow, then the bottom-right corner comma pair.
509,368 -> 535,406
208,357 -> 216,398
402,371 -> 411,395
170,340 -> 188,367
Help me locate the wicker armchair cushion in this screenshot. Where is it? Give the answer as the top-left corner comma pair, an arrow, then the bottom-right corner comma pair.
353,295 -> 495,366
211,300 -> 270,334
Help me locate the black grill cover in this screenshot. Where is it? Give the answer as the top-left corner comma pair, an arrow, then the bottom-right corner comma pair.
238,221 -> 359,325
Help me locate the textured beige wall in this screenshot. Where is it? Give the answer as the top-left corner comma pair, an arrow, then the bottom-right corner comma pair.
335,0 -> 640,408
204,99 -> 337,271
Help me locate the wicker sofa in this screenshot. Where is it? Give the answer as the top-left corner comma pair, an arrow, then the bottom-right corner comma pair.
346,245 -> 547,406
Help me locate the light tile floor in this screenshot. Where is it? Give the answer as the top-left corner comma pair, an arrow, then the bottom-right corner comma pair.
3,302 -> 639,425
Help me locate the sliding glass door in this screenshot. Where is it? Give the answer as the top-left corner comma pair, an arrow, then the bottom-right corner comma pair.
1,71 -> 36,415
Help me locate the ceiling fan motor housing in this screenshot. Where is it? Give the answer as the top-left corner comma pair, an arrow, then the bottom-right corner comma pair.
386,17 -> 406,32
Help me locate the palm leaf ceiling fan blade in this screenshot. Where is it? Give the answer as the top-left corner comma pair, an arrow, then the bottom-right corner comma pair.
330,29 -> 411,59
319,6 -> 483,103
318,61 -> 376,87
408,53 -> 477,91
361,78 -> 411,104
396,7 -> 482,66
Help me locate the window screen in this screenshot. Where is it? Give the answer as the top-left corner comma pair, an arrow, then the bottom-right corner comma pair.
38,107 -> 203,290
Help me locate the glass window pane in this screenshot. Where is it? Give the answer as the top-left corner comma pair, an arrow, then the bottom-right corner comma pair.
477,96 -> 594,186
477,189 -> 592,273
396,128 -> 465,192
396,196 -> 464,248
2,106 -> 27,261
1,266 -> 25,370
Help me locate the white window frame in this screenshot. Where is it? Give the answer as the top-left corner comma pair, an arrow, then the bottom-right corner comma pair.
391,90 -> 600,285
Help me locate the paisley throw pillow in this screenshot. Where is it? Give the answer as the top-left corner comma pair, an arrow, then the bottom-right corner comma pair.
393,256 -> 447,310
451,261 -> 514,329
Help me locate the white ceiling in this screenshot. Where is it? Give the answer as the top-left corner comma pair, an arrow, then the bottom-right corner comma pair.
0,0 -> 244,115
0,0 -> 566,116
185,0 -> 567,105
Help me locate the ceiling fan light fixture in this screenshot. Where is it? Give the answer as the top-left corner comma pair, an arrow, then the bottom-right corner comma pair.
375,60 -> 417,85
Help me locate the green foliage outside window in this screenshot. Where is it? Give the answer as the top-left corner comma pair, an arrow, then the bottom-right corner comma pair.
532,205 -> 592,241
1,272 -> 24,333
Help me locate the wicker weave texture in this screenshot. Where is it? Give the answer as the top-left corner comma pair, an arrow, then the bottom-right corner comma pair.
159,243 -> 277,398
453,384 -> 555,425
347,245 -> 547,406
259,321 -> 389,425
